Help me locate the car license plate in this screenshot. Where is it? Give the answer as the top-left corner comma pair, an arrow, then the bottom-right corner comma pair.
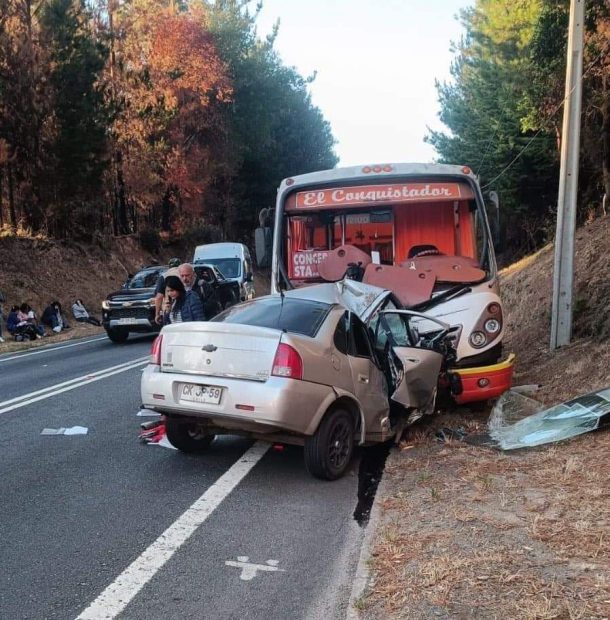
180,383 -> 223,405
118,318 -> 138,325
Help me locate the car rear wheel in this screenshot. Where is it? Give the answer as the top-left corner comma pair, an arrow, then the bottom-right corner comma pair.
106,328 -> 129,343
166,417 -> 214,453
304,408 -> 355,480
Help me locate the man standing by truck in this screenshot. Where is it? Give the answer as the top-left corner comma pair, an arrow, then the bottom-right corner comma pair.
177,262 -> 218,319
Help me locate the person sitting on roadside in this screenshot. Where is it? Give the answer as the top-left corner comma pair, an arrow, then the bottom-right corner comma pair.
42,301 -> 71,333
19,303 -> 45,338
154,257 -> 181,326
163,275 -> 204,324
72,299 -> 101,326
8,305 -> 40,340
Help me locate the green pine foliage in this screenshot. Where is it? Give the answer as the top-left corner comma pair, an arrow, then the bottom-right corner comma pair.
428,0 -> 610,258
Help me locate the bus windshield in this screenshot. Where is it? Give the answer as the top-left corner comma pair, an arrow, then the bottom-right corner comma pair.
285,199 -> 486,282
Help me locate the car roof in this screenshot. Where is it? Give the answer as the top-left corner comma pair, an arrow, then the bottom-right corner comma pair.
193,242 -> 247,260
272,281 -> 391,323
140,265 -> 167,272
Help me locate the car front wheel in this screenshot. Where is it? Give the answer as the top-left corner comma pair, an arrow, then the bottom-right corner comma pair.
165,417 -> 214,453
304,408 -> 355,480
106,328 -> 129,343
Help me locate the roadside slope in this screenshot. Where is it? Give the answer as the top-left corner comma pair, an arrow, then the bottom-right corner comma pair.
356,217 -> 610,619
0,235 -> 156,317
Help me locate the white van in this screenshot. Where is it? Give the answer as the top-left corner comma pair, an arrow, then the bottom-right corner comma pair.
192,242 -> 255,301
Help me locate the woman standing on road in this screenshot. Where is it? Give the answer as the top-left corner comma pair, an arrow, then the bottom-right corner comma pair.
139,276 -> 203,445
163,275 -> 204,324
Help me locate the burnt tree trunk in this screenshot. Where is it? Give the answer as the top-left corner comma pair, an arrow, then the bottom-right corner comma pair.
161,188 -> 172,232
0,166 -> 3,229
114,150 -> 129,235
601,73 -> 610,203
7,163 -> 16,229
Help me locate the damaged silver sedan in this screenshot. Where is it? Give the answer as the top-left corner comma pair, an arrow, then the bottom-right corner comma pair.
141,280 -> 455,479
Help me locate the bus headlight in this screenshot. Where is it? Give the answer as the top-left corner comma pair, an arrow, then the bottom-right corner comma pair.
469,331 -> 487,348
102,300 -> 110,310
484,318 -> 501,334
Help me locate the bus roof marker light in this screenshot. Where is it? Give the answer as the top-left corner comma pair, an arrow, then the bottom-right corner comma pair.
383,165 -> 393,172
286,178 -> 295,186
362,166 -> 372,173
373,166 -> 382,173
462,166 -> 472,175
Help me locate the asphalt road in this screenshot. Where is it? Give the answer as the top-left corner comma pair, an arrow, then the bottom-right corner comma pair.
0,334 -> 366,620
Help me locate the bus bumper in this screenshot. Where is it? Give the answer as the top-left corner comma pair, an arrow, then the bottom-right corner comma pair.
449,353 -> 516,404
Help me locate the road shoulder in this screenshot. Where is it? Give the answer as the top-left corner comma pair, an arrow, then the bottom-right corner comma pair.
0,323 -> 104,355
348,414 -> 610,619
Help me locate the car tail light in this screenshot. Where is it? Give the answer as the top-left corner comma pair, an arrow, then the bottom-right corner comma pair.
151,335 -> 163,365
271,343 -> 303,380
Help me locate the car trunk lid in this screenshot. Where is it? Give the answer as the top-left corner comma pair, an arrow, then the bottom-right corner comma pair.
160,322 -> 282,381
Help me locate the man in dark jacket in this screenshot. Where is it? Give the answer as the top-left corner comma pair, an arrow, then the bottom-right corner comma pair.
177,263 -> 220,319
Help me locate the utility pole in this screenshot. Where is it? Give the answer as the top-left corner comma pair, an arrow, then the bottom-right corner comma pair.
550,0 -> 585,350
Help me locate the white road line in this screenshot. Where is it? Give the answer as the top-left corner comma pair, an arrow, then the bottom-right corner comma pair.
0,336 -> 108,363
0,357 -> 149,415
0,357 -> 149,409
76,441 -> 270,620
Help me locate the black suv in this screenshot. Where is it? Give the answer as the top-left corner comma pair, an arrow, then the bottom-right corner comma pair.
102,264 -> 241,344
102,265 -> 166,343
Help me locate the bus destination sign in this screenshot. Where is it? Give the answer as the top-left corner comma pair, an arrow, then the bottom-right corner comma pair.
295,183 -> 468,209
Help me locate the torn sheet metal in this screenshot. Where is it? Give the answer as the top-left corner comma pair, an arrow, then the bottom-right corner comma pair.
390,346 -> 443,411
334,279 -> 390,323
489,387 -> 610,450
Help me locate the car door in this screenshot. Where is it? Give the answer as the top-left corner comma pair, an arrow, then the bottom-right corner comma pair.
371,310 -> 450,413
334,311 -> 390,440
243,252 -> 255,300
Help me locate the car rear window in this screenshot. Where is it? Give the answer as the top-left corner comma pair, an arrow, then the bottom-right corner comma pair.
211,297 -> 330,337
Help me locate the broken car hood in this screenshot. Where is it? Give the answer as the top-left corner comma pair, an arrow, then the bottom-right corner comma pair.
334,279 -> 391,324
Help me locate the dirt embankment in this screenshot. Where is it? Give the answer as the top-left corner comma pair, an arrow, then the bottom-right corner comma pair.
0,235 -> 171,349
361,217 -> 610,619
0,235 -> 161,315
501,215 -> 610,405
0,234 -> 270,351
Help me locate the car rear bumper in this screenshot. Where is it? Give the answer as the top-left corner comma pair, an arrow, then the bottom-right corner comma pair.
140,365 -> 337,436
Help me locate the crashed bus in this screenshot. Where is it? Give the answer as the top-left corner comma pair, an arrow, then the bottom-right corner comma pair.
256,162 -> 514,405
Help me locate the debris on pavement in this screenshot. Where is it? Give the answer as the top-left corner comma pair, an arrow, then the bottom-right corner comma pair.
489,386 -> 610,450
510,383 -> 542,396
434,426 -> 467,442
41,426 -> 88,435
138,418 -> 165,443
137,415 -> 175,448
153,434 -> 177,450
136,408 -> 160,417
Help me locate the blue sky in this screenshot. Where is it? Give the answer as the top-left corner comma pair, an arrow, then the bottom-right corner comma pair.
254,0 -> 470,166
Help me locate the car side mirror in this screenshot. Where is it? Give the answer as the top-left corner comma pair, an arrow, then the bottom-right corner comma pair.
245,272 -> 253,283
